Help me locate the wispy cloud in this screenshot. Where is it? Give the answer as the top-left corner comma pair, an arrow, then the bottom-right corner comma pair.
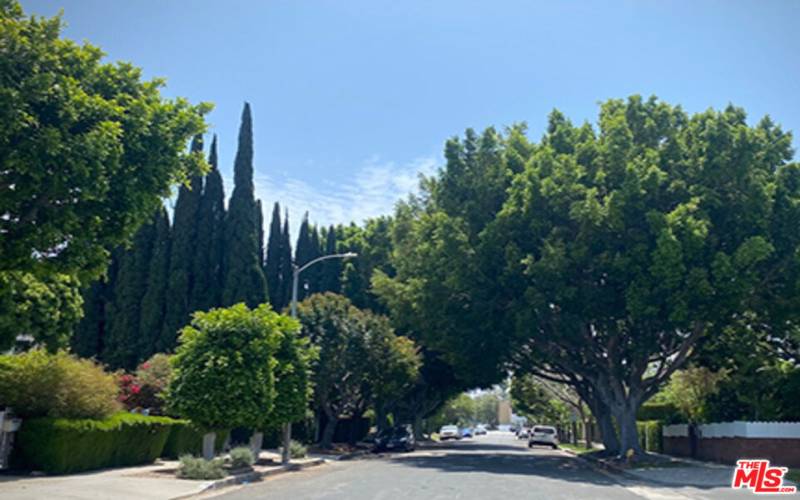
232,156 -> 438,240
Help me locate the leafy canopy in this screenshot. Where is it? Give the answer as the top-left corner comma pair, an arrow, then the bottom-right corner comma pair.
0,0 -> 210,283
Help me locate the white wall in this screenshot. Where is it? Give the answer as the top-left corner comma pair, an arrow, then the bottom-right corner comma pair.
663,421 -> 800,439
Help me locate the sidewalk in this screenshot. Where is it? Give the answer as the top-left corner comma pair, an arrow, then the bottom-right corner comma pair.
562,447 -> 739,488
0,451 -> 326,500
620,457 -> 737,488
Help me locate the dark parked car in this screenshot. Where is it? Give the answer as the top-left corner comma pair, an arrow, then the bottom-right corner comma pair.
374,425 -> 416,452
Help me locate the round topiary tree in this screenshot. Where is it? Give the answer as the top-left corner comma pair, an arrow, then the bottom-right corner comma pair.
166,303 -> 284,458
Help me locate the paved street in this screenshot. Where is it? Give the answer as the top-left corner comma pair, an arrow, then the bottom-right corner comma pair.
211,432 -> 754,500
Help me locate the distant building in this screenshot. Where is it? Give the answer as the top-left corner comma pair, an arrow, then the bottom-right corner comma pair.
497,400 -> 512,425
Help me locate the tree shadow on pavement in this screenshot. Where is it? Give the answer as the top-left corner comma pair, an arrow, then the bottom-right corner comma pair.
391,452 -> 622,486
390,451 -> 726,492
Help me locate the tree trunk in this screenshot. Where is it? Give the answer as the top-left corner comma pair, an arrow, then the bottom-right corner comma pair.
614,403 -> 643,458
413,412 -> 424,440
595,407 -> 620,455
583,418 -> 592,449
281,423 -> 292,464
202,431 -> 216,460
320,417 -> 338,449
249,431 -> 263,459
375,405 -> 389,433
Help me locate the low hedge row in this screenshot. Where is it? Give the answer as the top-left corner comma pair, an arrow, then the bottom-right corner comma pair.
636,420 -> 663,453
14,412 -> 176,474
161,420 -> 229,459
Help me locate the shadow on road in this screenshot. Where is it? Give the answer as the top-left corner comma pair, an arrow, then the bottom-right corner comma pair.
391,452 -> 623,487
421,440 -> 528,453
390,440 -> 724,492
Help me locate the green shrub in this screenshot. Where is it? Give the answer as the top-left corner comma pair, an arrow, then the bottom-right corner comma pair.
0,350 -> 119,419
228,447 -> 254,468
288,440 -> 307,459
636,420 -> 663,453
14,412 -> 176,474
637,403 -> 681,423
177,455 -> 225,480
161,421 -> 229,459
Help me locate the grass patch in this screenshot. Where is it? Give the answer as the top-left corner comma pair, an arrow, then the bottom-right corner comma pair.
559,443 -> 598,455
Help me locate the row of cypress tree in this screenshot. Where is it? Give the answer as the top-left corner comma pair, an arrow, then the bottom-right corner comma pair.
72,103 -> 347,369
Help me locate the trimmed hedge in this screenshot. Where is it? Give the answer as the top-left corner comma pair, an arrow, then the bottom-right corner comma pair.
14,413 -> 176,474
636,420 -> 663,453
161,421 -> 228,459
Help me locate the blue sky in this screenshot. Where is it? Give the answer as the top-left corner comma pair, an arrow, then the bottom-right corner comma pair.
22,0 -> 800,232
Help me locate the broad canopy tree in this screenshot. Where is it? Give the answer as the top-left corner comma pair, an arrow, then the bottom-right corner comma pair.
0,1 -> 209,349
296,293 -> 420,448
378,96 -> 800,456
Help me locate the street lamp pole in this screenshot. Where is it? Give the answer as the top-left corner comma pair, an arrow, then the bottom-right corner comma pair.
282,251 -> 357,464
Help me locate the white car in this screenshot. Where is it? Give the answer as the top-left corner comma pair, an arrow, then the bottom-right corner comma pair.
528,425 -> 559,449
516,426 -> 530,439
439,425 -> 461,440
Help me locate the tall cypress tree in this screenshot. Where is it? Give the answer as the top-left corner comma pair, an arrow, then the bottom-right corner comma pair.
104,214 -> 157,369
320,225 -> 341,293
295,213 -> 313,300
72,255 -> 118,359
192,135 -> 226,313
255,199 -> 265,268
162,135 -> 204,348
222,103 -> 268,307
265,202 -> 283,309
279,213 -> 293,309
141,206 -> 171,356
308,224 -> 322,294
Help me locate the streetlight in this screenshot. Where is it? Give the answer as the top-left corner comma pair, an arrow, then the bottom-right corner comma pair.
282,251 -> 357,464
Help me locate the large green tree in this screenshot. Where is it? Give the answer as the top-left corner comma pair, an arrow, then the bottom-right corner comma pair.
296,293 -> 370,448
0,1 -> 209,286
167,303 -> 282,436
362,312 -> 421,431
378,96 -> 800,456
222,103 -> 268,307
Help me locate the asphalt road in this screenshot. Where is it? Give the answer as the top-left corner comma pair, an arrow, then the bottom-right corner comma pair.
211,432 -> 753,500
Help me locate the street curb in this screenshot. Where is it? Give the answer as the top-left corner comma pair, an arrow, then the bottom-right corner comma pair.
332,449 -> 373,461
171,458 -> 327,499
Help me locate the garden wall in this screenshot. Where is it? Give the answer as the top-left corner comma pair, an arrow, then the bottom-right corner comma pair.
662,421 -> 800,468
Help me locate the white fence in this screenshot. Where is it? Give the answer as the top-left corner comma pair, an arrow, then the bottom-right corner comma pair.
663,421 -> 800,439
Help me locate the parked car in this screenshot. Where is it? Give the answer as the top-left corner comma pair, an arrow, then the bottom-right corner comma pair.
374,425 -> 415,452
461,427 -> 474,438
516,426 -> 530,439
439,425 -> 461,440
474,424 -> 487,435
528,425 -> 559,449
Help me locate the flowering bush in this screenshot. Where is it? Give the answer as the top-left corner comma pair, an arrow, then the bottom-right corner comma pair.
117,354 -> 172,414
